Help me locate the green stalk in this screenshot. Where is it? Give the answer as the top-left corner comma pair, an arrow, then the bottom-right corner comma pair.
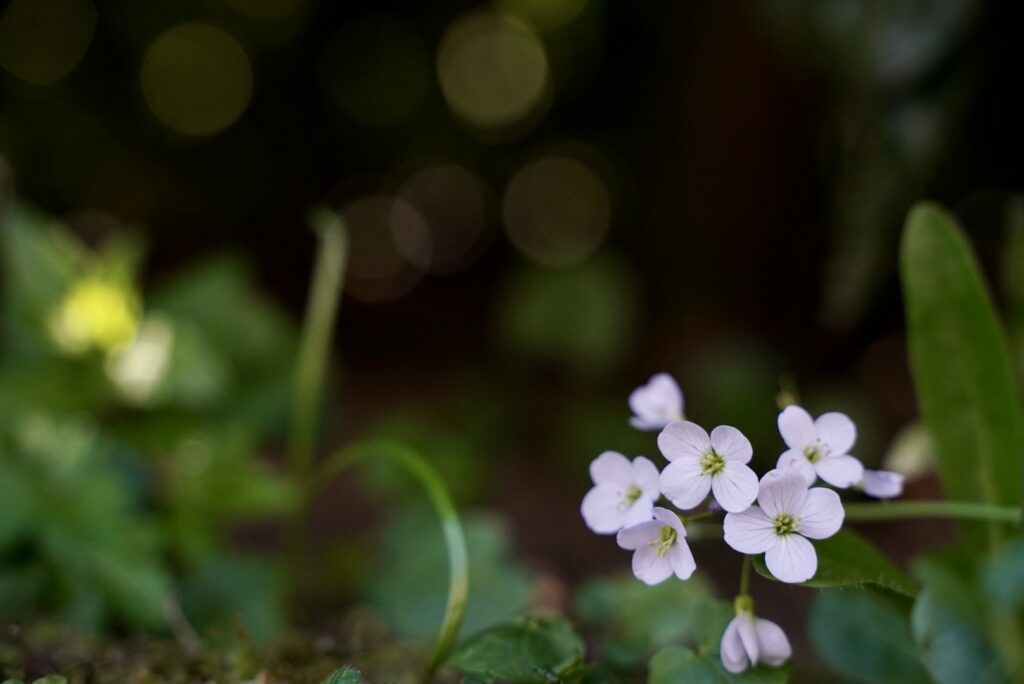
844,500 -> 1022,524
317,441 -> 469,681
739,554 -> 752,597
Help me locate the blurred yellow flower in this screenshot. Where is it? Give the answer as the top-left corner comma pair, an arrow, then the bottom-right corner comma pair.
49,277 -> 140,355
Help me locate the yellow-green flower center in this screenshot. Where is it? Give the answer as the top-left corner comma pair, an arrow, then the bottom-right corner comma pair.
624,484 -> 643,505
653,524 -> 677,556
773,513 -> 798,536
803,444 -> 822,463
700,451 -> 726,475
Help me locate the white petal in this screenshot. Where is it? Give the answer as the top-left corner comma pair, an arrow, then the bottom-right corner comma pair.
651,506 -> 685,534
710,425 -> 753,463
720,617 -> 750,674
776,449 -> 816,485
581,486 -> 629,534
814,454 -> 864,489
657,421 -> 711,462
723,506 -> 776,554
861,469 -> 904,499
629,373 -> 683,430
631,456 -> 662,500
778,405 -> 815,449
757,469 -> 808,518
737,615 -> 759,666
711,462 -> 759,513
797,488 -> 844,540
631,545 -> 673,585
659,459 -> 712,510
765,534 -> 817,583
622,495 -> 656,528
815,411 -> 856,455
668,538 -> 697,580
589,451 -> 633,486
753,618 -> 792,667
615,519 -> 660,550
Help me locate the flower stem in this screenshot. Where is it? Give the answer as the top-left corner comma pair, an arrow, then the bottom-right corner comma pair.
843,500 -> 1022,524
739,554 -> 752,596
682,510 -> 715,523
317,441 -> 469,682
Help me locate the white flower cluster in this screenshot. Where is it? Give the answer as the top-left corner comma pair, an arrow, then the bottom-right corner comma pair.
580,373 -> 905,674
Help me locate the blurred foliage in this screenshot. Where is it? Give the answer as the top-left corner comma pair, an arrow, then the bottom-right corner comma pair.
446,617 -> 586,684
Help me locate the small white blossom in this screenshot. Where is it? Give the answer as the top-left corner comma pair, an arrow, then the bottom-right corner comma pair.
724,469 -> 844,583
658,421 -> 758,513
776,405 -> 864,488
859,469 -> 904,499
629,373 -> 684,431
720,597 -> 792,674
581,451 -> 660,534
616,507 -> 696,585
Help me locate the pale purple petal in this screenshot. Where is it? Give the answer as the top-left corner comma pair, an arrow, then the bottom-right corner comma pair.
814,454 -> 864,489
861,469 -> 904,499
815,411 -> 856,455
753,618 -> 792,667
629,373 -> 684,431
776,449 -> 816,485
657,421 -> 711,462
710,425 -> 753,463
631,545 -> 673,585
778,405 -> 815,449
631,456 -> 662,500
711,461 -> 759,513
720,617 -> 749,674
622,496 -> 656,528
765,534 -> 817,583
615,519 -> 660,550
581,486 -> 629,534
797,488 -> 844,539
757,469 -> 808,518
668,538 -> 697,579
737,616 -> 759,667
723,506 -> 776,554
589,451 -> 633,486
659,459 -> 712,510
651,506 -> 685,534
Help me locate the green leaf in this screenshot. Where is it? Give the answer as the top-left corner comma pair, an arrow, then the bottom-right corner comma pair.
647,645 -> 789,683
901,202 -> 1024,547
320,666 -> 361,684
447,617 -> 585,683
809,589 -> 930,684
753,530 -> 917,598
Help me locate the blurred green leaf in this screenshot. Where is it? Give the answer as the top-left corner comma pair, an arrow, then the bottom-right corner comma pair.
365,509 -> 531,641
753,530 -> 916,598
810,589 -> 929,684
981,540 -> 1024,680
180,552 -> 285,642
574,574 -> 729,669
647,645 -> 789,683
901,202 -> 1023,547
1002,196 -> 1024,391
447,617 -> 586,684
320,665 -> 361,684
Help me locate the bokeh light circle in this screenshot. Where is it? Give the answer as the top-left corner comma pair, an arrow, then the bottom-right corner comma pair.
397,162 -> 491,273
0,0 -> 97,85
437,11 -> 549,132
342,193 -> 430,303
502,156 -> 611,267
141,23 -> 253,137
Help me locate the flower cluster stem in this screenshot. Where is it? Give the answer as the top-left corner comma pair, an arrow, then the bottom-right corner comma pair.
843,500 -> 1022,524
739,554 -> 752,596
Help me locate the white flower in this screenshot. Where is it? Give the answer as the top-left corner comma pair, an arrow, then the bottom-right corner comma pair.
616,507 -> 696,585
776,405 -> 864,488
720,598 -> 792,674
658,421 -> 759,513
581,451 -> 661,534
859,469 -> 904,499
629,373 -> 684,430
723,469 -> 844,583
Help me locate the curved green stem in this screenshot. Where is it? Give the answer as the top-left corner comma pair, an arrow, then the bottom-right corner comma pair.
844,500 -> 1022,524
317,440 -> 469,682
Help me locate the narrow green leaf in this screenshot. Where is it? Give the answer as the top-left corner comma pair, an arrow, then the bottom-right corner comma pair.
901,202 -> 1024,547
753,530 -> 917,598
647,645 -> 789,683
320,666 -> 361,684
446,617 -> 585,684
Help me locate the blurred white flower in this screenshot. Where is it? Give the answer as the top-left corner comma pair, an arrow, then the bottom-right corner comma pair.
629,373 -> 684,430
615,507 -> 696,585
775,405 -> 864,488
883,422 -> 935,481
106,317 -> 174,405
720,597 -> 792,674
581,451 -> 660,534
724,469 -> 844,583
859,469 -> 904,499
658,421 -> 758,513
